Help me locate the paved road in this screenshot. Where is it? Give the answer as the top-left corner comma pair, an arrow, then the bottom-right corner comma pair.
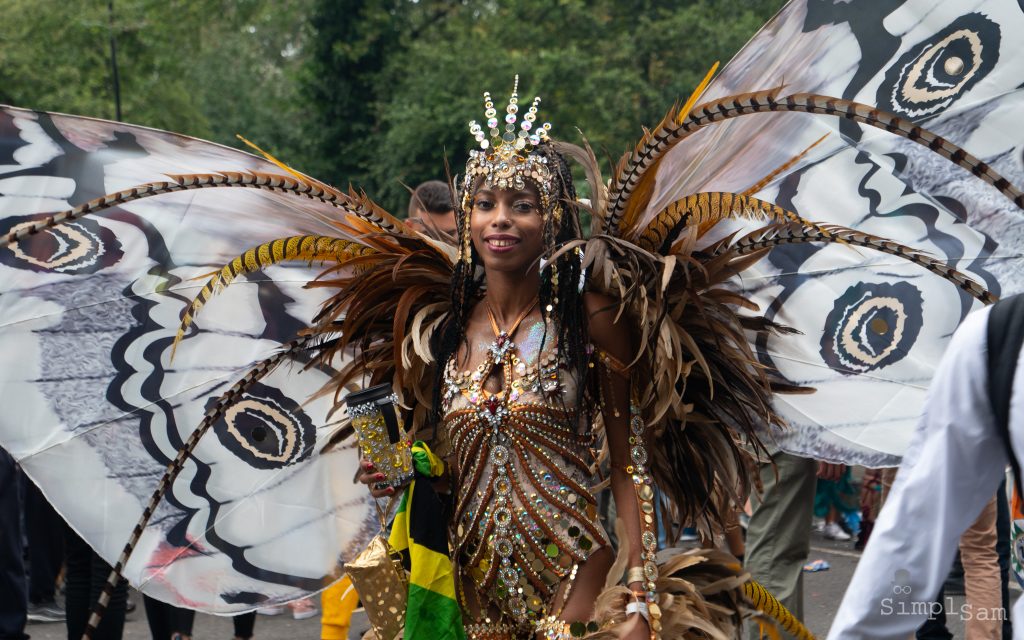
25,530 -> 1017,639
801,529 -> 1018,639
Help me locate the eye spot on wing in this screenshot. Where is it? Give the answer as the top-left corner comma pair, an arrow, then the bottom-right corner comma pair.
879,13 -> 1000,120
0,214 -> 123,274
820,281 -> 924,376
210,382 -> 315,469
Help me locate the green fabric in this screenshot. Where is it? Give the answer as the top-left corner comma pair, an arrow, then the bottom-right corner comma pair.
405,584 -> 466,640
387,442 -> 465,640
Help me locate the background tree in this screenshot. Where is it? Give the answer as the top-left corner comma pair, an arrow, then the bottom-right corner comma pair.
0,0 -> 310,158
305,0 -> 782,210
1,0 -> 783,213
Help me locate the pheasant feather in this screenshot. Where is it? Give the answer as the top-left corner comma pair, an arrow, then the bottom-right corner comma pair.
172,235 -> 373,357
605,90 -> 1024,234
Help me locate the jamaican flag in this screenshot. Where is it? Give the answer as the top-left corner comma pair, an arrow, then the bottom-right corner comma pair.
389,442 -> 466,640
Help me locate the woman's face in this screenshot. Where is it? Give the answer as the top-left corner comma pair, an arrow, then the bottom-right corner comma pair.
468,183 -> 546,274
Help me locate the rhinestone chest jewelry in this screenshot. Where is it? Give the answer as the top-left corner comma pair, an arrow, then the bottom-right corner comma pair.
474,298 -> 538,620
445,301 -> 608,628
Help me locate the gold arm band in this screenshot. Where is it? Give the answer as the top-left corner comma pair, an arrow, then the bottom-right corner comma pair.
625,566 -> 646,585
594,348 -> 630,377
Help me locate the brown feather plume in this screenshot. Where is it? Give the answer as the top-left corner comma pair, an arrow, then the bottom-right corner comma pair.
636,191 -> 822,253
302,230 -> 456,436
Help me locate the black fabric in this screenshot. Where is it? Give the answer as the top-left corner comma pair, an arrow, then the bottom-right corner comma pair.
996,479 -> 1013,639
64,524 -> 127,640
409,473 -> 451,556
143,598 -> 254,639
0,449 -> 29,640
916,587 -> 952,640
233,611 -> 256,639
142,597 -> 198,639
142,597 -> 176,640
25,479 -> 64,605
986,293 -> 1024,494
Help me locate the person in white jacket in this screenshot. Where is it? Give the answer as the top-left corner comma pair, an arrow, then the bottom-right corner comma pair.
828,304 -> 1020,639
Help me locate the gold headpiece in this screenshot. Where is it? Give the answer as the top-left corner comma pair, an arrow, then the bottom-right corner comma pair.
462,75 -> 555,199
459,76 -> 560,263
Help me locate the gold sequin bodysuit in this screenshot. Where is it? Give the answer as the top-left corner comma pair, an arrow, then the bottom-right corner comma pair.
440,313 -> 608,631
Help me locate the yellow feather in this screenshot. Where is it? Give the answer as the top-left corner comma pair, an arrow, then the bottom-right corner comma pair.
676,61 -> 720,125
618,62 -> 720,236
743,133 -> 830,197
236,134 -> 313,185
743,581 -> 816,640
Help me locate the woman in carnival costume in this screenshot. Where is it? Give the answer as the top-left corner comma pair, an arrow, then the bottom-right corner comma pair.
3,2 -> 1024,638
344,75 -> 1013,639
355,80 -> 759,639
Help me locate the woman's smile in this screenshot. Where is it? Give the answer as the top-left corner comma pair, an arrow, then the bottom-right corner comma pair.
483,234 -> 521,252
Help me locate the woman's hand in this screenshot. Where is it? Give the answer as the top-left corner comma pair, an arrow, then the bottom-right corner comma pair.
355,458 -> 399,499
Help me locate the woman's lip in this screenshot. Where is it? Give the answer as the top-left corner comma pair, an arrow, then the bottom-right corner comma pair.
484,236 -> 520,253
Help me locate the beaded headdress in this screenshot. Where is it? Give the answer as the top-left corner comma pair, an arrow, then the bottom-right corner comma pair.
458,76 -> 560,264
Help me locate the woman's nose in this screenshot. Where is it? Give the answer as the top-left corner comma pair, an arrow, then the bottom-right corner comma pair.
492,203 -> 512,226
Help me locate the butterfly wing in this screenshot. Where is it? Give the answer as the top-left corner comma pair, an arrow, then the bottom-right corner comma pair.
642,0 -> 1024,465
0,106 -> 377,610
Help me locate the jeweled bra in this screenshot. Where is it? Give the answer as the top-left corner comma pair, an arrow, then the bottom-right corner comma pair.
440,306 -> 608,628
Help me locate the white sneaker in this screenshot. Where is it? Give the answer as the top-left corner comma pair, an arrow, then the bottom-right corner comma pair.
289,598 -> 318,620
822,522 -> 851,541
811,516 -> 826,532
257,605 -> 285,615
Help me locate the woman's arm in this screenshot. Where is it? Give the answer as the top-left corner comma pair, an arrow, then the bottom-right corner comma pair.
586,293 -> 657,639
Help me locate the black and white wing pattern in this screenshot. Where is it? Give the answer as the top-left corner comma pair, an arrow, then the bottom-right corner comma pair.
0,107 -> 377,611
645,0 -> 1024,466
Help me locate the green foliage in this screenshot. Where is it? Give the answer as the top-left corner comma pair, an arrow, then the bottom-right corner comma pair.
307,0 -> 784,211
0,0 -> 310,160
1,0 -> 784,213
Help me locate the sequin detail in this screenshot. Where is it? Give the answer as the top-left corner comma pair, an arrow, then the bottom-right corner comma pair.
442,329 -> 606,628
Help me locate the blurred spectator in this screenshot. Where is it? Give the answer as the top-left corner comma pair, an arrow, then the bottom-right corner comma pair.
258,596 -> 317,620
828,299 -> 1019,639
144,597 -> 256,640
0,448 -> 29,640
321,575 -> 359,640
743,451 -> 818,639
916,491 -> 1006,640
814,464 -> 858,542
64,524 -> 127,640
406,180 -> 455,236
25,480 -> 65,623
856,468 -> 884,550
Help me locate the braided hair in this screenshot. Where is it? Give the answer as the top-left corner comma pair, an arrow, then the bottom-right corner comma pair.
430,142 -> 588,430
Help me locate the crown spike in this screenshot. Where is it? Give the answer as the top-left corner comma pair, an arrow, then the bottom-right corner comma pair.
464,76 -> 555,198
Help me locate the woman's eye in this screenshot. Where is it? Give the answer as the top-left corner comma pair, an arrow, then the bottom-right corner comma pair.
513,201 -> 537,212
474,199 -> 494,209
